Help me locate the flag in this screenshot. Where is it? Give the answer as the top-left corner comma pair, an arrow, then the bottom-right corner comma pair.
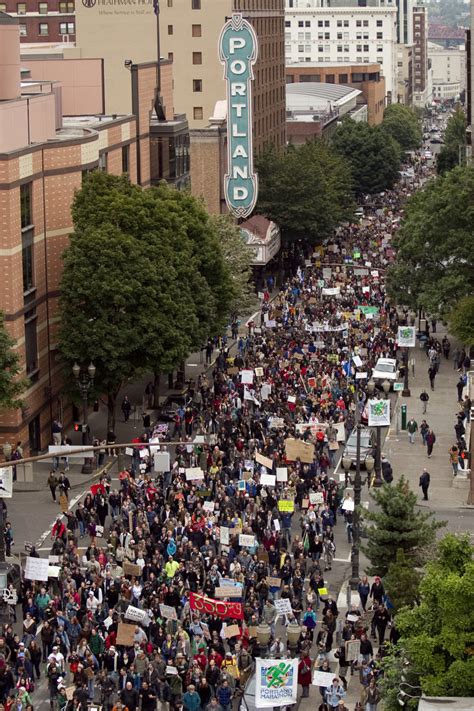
153,0 -> 159,14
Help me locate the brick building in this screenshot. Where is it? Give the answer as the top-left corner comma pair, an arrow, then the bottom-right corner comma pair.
0,12 -> 189,455
0,0 -> 74,43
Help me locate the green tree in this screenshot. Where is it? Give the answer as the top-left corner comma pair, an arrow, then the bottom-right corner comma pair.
209,214 -> 258,318
380,534 -> 474,708
449,295 -> 474,347
332,118 -> 401,196
384,548 -> 422,613
256,140 -> 354,246
436,107 -> 466,175
386,165 -> 474,320
361,476 -> 444,577
382,104 -> 422,151
0,311 -> 27,411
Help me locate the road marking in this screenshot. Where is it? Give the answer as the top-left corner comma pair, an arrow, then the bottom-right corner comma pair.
34,491 -> 86,549
334,553 -> 351,562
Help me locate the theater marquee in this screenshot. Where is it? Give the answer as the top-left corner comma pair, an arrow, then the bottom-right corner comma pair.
218,13 -> 258,219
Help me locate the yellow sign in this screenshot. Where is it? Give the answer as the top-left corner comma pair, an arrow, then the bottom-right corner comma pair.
278,500 -> 295,512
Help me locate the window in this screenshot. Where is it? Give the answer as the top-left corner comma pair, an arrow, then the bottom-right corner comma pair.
17,2 -> 26,12
191,0 -> 200,7
343,20 -> 349,27
39,22 -> 49,35
337,32 -> 342,39
38,2 -> 48,13
192,51 -> 202,64
363,44 -> 369,52
25,309 -> 38,378
168,52 -> 173,61
344,45 -> 349,52
318,32 -> 323,39
318,46 -> 324,53
305,44 -> 311,52
22,231 -> 34,292
59,22 -> 74,33
326,74 -> 335,83
377,45 -> 383,52
193,79 -> 202,92
377,19 -> 383,26
318,20 -> 323,27
20,183 -> 32,229
122,145 -> 129,175
305,32 -> 311,39
356,44 -> 362,52
363,20 -> 368,27
337,45 -> 342,52
305,20 -> 310,27
337,20 -> 342,27
325,32 -> 330,39
325,20 -> 330,27
0,2 -> 6,9
298,44 -> 304,52
20,24 -> 27,35
167,24 -> 173,34
285,20 -> 290,27
98,153 -> 107,171
167,0 -> 172,5
339,73 -> 348,83
298,20 -> 303,27
59,1 -> 74,11
193,107 -> 203,120
356,20 -> 361,27
376,31 -> 383,39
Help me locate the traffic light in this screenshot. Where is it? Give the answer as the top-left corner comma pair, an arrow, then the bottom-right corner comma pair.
73,423 -> 88,433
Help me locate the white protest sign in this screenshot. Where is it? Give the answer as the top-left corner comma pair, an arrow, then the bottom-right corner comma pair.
47,565 -> 61,578
239,534 -> 256,548
312,670 -> 335,688
352,355 -> 363,368
397,326 -> 416,347
203,501 -> 215,513
341,498 -> 355,511
274,598 -> 292,616
256,658 -> 298,707
255,367 -> 264,377
241,370 -> 254,385
368,399 -> 391,427
47,445 -> 87,459
159,604 -> 178,620
125,605 -> 149,626
125,447 -> 134,456
220,526 -> 230,545
185,467 -> 204,481
154,452 -> 170,472
261,473 -> 276,487
276,467 -> 288,482
25,557 -> 49,582
0,468 -> 13,498
273,519 -> 280,532
309,492 -> 324,505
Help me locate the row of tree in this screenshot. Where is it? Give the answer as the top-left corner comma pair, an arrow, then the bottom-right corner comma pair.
256,104 -> 422,244
436,107 -> 467,174
58,172 -> 254,428
361,478 -> 474,706
387,163 -> 474,346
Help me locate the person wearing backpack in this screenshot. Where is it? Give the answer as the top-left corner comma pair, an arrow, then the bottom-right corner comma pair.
302,606 -> 317,641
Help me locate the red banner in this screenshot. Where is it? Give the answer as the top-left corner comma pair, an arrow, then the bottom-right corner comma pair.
190,592 -> 244,620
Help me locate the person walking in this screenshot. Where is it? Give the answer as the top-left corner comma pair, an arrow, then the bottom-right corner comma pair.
419,390 -> 429,414
448,445 -> 459,476
420,419 -> 429,446
298,651 -> 312,698
428,365 -> 437,390
426,429 -> 436,458
47,471 -> 58,502
456,376 -> 465,404
121,396 -> 132,423
361,678 -> 382,711
419,469 -> 430,500
52,419 -> 63,447
325,678 -> 346,710
407,417 -> 418,444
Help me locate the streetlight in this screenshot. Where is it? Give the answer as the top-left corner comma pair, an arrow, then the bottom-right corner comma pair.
349,422 -> 368,591
367,379 -> 376,397
72,362 -> 96,474
402,348 -> 411,397
382,380 -> 391,399
286,623 -> 301,652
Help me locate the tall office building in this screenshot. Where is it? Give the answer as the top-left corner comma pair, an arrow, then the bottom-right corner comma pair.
285,2 -> 398,101
160,0 -> 287,153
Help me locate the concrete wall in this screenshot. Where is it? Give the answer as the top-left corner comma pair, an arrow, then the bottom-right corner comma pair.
23,58 -> 104,115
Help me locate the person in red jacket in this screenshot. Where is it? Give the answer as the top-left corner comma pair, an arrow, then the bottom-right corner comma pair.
298,651 -> 312,698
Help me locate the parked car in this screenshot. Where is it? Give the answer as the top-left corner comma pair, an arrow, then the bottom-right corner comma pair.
240,674 -> 256,711
342,427 -> 376,468
372,357 -> 398,382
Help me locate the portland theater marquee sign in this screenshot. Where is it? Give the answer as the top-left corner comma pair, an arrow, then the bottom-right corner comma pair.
219,13 -> 258,219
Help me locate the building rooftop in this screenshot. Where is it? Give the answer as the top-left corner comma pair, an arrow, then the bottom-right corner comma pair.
428,22 -> 466,40
286,82 -> 361,117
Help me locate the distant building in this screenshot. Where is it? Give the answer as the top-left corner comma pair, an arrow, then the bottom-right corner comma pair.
429,22 -> 466,49
286,82 -> 366,144
412,5 -> 432,105
0,0 -> 75,44
429,41 -> 465,101
286,63 -> 386,125
285,3 -> 398,103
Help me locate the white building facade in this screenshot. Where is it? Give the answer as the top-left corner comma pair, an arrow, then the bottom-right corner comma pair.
285,3 -> 398,102
428,41 -> 466,101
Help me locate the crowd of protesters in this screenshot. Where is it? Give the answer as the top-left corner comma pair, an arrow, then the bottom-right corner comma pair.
0,158 -> 437,711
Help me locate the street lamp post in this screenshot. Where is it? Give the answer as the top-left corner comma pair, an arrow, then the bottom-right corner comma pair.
402,347 -> 411,397
72,362 -> 96,475
256,622 -> 271,658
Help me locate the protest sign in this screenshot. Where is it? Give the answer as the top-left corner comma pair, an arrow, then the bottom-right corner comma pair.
203,501 -> 215,512
261,473 -> 276,487
368,399 -> 391,427
125,605 -> 149,625
154,452 -> 170,472
266,577 -> 281,588
309,492 -> 324,505
277,500 -> 294,513
256,452 -> 273,469
397,326 -> 416,348
220,526 -> 230,545
185,467 -> 204,481
312,670 -> 335,688
123,562 -> 141,578
284,438 -> 314,464
345,639 -> 361,662
341,498 -> 355,511
241,370 -> 254,385
239,534 -> 256,548
224,624 -> 240,638
25,557 -> 49,582
274,598 -> 292,616
215,587 -> 242,599
116,623 -> 136,646
276,467 -> 288,482
189,592 -> 244,620
159,604 -> 178,620
255,659 -> 298,708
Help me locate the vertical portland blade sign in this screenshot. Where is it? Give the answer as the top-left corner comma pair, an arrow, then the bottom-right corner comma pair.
218,13 -> 258,218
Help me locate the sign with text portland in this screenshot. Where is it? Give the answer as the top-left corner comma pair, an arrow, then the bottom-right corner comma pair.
219,13 -> 258,218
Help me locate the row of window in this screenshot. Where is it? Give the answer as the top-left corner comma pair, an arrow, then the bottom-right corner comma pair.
286,18 -> 385,28
1,1 -> 74,13
168,23 -> 201,37
291,56 -> 383,64
19,21 -> 75,35
287,31 -> 385,39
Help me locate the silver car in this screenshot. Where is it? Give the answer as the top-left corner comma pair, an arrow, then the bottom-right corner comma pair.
342,427 -> 376,468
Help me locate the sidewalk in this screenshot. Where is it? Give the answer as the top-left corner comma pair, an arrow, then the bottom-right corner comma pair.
384,326 -> 470,509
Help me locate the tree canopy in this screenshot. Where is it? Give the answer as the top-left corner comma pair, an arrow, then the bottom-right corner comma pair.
0,311 -> 27,412
255,139 -> 354,246
386,165 -> 474,322
209,214 -> 257,318
331,118 -> 401,196
448,295 -> 474,346
361,476 -> 444,577
382,104 -> 422,151
436,107 -> 466,175
59,172 -> 234,427
380,534 -> 474,709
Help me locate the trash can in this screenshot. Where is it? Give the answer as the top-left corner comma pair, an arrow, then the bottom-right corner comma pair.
401,404 -> 407,430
